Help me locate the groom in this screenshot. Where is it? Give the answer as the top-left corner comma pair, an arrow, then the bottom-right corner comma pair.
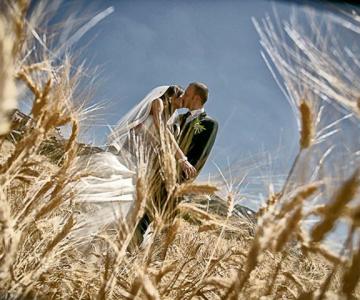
138,82 -> 218,247
174,82 -> 218,181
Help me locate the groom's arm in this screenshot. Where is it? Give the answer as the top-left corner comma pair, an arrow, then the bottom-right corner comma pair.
169,113 -> 186,138
187,118 -> 218,174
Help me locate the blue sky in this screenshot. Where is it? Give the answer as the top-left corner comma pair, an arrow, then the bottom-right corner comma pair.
23,0 -> 359,252
26,0 -> 358,212
70,0 -> 300,177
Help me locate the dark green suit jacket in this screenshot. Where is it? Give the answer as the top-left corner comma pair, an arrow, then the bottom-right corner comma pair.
175,111 -> 218,179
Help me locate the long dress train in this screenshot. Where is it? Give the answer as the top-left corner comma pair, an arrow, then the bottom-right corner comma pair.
71,114 -> 161,240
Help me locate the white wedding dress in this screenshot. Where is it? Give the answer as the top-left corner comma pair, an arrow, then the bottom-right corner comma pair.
71,86 -> 171,240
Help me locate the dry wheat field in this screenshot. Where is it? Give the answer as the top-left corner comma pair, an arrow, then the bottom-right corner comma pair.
0,1 -> 359,299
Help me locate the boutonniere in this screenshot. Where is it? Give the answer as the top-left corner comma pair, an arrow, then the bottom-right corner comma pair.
193,118 -> 206,135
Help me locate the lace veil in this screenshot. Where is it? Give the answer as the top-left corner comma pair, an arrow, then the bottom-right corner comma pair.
107,85 -> 170,151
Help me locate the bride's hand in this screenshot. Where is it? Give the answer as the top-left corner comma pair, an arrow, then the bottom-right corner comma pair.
180,160 -> 197,179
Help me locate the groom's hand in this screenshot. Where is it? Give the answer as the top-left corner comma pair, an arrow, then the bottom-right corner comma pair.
180,160 -> 197,179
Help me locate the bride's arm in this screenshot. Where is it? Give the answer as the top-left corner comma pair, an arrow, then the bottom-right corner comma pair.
151,99 -> 196,179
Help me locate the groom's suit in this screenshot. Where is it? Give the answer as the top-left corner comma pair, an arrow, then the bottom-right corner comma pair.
175,110 -> 218,180
137,109 -> 218,240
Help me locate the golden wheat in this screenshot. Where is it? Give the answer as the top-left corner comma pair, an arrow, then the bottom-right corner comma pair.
0,2 -> 359,299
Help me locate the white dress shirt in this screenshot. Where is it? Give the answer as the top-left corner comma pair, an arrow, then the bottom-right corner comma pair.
168,108 -> 205,138
185,107 -> 205,125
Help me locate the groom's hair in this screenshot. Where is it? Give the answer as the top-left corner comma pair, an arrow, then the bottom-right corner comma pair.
190,82 -> 208,104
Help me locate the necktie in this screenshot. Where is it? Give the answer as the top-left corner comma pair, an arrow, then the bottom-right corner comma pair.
181,112 -> 191,127
183,111 -> 191,119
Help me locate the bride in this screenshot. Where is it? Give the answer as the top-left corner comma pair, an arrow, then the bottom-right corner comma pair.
71,85 -> 196,240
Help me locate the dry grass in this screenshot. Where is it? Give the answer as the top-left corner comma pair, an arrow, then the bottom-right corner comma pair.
0,1 -> 359,300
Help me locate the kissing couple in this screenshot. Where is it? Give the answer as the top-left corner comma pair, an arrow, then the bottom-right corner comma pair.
73,82 -> 218,243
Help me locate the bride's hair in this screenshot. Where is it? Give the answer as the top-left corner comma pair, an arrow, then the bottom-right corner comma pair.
160,85 -> 184,117
160,85 -> 184,101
